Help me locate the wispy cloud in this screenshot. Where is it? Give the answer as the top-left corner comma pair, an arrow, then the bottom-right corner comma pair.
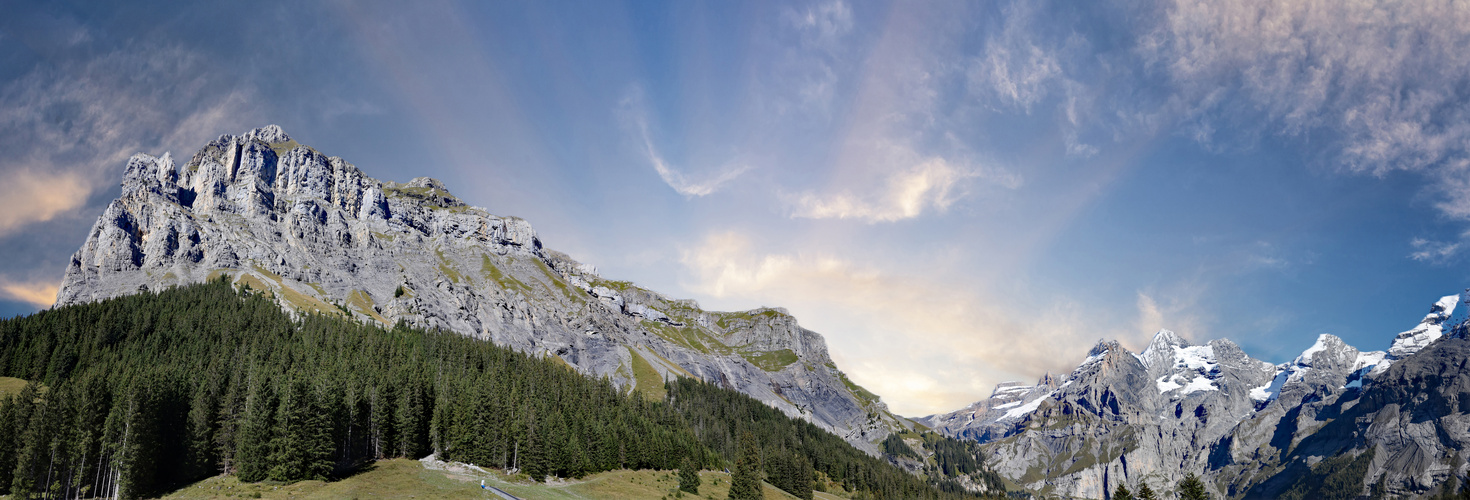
620,88 -> 749,198
970,2 -> 1063,113
788,155 -> 1018,222
0,36 -> 263,297
777,0 -> 855,112
638,122 -> 750,198
0,276 -> 58,308
0,169 -> 91,238
1410,237 -> 1462,264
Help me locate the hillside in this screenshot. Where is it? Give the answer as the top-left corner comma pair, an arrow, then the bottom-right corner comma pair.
162,458 -> 830,500
0,280 -> 1000,499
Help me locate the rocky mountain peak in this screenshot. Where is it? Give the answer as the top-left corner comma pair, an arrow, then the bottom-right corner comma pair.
1137,328 -> 1188,371
57,125 -> 910,453
241,124 -> 291,144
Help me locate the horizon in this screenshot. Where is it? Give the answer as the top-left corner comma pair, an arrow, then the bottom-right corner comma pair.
3,0 -> 1470,417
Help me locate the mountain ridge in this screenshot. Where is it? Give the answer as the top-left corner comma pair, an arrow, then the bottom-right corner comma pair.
918,293 -> 1468,498
55,125 -> 910,452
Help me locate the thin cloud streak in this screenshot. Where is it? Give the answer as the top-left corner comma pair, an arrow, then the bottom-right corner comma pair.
0,170 -> 91,237
0,276 -> 58,308
637,118 -> 750,198
620,87 -> 750,198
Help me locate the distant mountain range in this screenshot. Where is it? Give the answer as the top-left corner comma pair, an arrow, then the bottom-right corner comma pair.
919,294 -> 1470,498
56,125 -> 910,453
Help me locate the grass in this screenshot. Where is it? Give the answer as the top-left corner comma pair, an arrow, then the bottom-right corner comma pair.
0,377 -> 28,398
638,320 -> 733,357
266,139 -> 302,157
482,254 -> 532,293
712,309 -> 787,330
626,348 -> 667,401
159,459 -> 825,500
384,185 -> 466,211
531,258 -> 584,304
240,268 -> 341,318
739,349 -> 799,372
646,350 -> 696,379
835,371 -> 880,406
347,289 -> 389,325
437,249 -> 466,284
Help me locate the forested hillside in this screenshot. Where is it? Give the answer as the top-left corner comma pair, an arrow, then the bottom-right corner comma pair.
0,279 -> 997,499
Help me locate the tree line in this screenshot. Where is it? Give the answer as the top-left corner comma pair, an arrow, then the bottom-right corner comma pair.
0,278 -> 998,499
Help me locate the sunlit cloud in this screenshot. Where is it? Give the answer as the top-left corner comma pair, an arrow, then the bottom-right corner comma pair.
788,155 -> 1017,222
0,170 -> 91,237
0,276 -> 59,308
678,230 -> 1158,416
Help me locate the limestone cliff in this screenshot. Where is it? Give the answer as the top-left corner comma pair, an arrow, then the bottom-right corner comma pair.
57,125 -> 907,451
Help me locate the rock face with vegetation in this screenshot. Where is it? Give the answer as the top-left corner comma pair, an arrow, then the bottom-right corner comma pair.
921,295 -> 1470,498
56,125 -> 907,450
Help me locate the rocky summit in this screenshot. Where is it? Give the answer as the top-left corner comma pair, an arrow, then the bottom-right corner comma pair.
57,125 -> 908,451
919,294 -> 1470,498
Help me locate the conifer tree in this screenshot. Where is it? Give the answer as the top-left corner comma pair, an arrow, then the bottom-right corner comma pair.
1178,472 -> 1209,500
1137,482 -> 1158,500
1113,482 -> 1134,500
0,395 -> 15,495
729,431 -> 764,500
235,371 -> 274,482
680,456 -> 701,494
523,423 -> 548,482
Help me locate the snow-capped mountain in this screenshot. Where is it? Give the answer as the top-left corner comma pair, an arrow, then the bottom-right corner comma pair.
919,294 -> 1468,498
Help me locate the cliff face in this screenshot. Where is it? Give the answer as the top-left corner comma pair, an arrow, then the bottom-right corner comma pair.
57,125 -> 908,450
920,296 -> 1469,498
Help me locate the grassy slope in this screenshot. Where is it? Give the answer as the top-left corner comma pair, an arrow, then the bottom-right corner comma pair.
0,376 -> 26,397
159,459 -> 847,500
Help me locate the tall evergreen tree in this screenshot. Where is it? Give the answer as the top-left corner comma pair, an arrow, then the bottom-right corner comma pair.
523,422 -> 548,482
729,431 -> 764,500
235,370 -> 274,482
680,456 -> 701,494
1178,472 -> 1209,500
1137,482 -> 1158,500
1113,483 -> 1133,500
0,395 -> 15,495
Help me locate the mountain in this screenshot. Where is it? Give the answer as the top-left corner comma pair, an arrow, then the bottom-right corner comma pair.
55,125 -> 907,450
919,294 -> 1467,498
0,280 -> 991,500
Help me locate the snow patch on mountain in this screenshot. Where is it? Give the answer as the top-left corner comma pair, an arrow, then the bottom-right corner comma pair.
1373,294 -> 1459,375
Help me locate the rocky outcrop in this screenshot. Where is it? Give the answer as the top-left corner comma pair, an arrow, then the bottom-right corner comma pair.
57,125 -> 908,452
921,295 -> 1470,498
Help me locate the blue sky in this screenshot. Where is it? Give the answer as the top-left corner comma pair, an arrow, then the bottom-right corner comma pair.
3,0 -> 1470,416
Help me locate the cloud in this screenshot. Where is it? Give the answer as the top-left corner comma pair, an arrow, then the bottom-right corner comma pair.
788,154 -> 1018,222
1141,0 -> 1470,172
969,2 -> 1063,112
620,88 -> 749,198
777,0 -> 855,111
0,170 -> 91,237
0,37 -> 263,297
678,230 -> 1156,416
972,0 -> 1470,223
639,126 -> 750,198
1410,237 -> 1461,264
1133,289 -> 1210,345
0,276 -> 58,308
